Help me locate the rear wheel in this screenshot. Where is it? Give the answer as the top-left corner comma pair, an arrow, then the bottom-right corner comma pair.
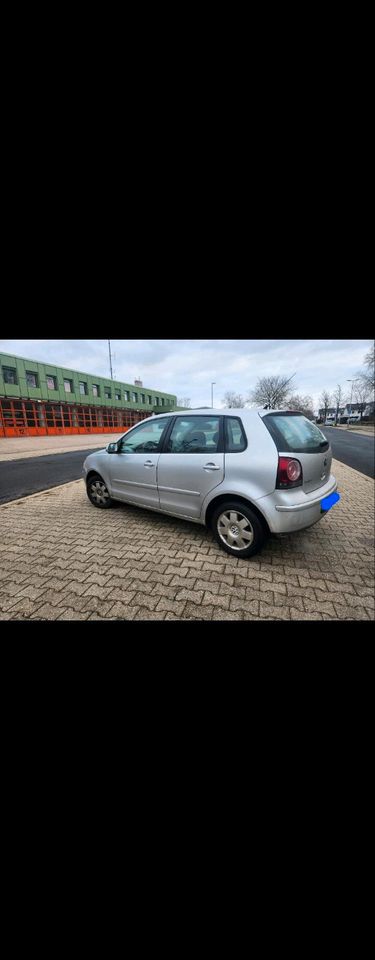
211,501 -> 267,559
87,474 -> 113,509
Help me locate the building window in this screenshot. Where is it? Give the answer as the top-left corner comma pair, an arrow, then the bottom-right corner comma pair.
105,388 -> 112,399
115,391 -> 121,401
79,382 -> 88,395
2,400 -> 12,418
26,371 -> 39,388
46,375 -> 57,390
148,395 -> 153,404
155,397 -> 159,406
124,391 -> 130,402
141,394 -> 146,404
64,379 -> 73,393
161,398 -> 165,406
24,401 -> 36,427
92,384 -> 100,397
132,392 -> 138,403
2,366 -> 18,384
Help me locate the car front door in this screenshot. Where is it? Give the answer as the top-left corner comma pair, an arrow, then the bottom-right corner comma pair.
157,415 -> 224,519
108,418 -> 172,507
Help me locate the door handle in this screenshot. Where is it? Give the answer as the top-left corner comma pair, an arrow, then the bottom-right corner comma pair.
144,460 -> 155,467
203,463 -> 221,471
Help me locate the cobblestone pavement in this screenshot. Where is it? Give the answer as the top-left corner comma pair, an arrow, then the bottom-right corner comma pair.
0,460 -> 373,621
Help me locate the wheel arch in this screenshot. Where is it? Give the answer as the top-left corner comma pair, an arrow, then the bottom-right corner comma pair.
86,469 -> 104,484
204,493 -> 271,536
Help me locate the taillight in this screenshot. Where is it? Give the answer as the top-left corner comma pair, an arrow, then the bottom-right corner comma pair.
276,456 -> 303,489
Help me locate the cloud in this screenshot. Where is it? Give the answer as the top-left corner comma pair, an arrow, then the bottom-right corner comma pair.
0,338 -> 372,411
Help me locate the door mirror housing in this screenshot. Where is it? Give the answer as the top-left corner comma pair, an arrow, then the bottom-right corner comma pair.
106,442 -> 119,454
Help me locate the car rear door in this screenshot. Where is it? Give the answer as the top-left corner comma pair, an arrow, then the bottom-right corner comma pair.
262,413 -> 332,494
157,415 -> 224,519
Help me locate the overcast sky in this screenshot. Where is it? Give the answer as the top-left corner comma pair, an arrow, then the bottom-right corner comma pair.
0,339 -> 373,411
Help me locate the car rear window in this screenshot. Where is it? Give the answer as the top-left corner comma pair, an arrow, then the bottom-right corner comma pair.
224,417 -> 247,452
263,413 -> 329,453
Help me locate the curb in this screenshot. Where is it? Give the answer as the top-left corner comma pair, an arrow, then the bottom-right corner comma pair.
332,459 -> 374,484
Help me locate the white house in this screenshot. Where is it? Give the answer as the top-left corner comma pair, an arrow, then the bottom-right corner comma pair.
341,403 -> 367,422
363,401 -> 375,419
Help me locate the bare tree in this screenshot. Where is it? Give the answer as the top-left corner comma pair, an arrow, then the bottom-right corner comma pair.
361,343 -> 375,393
222,391 -> 245,408
177,397 -> 191,408
319,391 -> 331,422
332,384 -> 344,424
249,374 -> 296,409
289,394 -> 315,419
353,379 -> 372,421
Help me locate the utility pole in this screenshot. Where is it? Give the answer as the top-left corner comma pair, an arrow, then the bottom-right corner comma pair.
108,340 -> 113,380
211,382 -> 216,408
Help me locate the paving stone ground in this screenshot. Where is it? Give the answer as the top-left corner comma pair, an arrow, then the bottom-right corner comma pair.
0,460 -> 374,621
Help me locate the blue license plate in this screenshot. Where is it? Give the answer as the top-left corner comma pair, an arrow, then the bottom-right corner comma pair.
321,492 -> 340,512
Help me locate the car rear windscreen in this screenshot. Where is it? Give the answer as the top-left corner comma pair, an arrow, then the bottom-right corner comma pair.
263,413 -> 329,453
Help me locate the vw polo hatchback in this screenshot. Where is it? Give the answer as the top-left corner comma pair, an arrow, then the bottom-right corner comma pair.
83,409 -> 340,559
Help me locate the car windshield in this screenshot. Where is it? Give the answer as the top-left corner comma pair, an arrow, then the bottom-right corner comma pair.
263,413 -> 329,453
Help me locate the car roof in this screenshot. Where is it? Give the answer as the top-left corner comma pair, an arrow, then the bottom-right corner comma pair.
149,408 -> 285,421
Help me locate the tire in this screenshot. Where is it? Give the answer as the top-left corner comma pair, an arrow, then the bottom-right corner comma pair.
211,500 -> 267,559
86,473 -> 113,509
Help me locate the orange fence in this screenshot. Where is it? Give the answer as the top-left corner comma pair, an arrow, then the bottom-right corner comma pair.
0,399 -> 149,438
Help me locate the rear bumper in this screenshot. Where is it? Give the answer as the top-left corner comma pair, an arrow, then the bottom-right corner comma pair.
275,477 -> 337,512
258,475 -> 339,533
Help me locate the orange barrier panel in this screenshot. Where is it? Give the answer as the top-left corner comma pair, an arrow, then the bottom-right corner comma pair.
0,398 -> 148,438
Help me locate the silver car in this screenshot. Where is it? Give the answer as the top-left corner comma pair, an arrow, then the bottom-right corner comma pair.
83,409 -> 339,559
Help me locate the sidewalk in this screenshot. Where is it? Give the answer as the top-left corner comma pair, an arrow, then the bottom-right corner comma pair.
335,425 -> 374,437
0,434 -> 120,462
0,459 -> 373,622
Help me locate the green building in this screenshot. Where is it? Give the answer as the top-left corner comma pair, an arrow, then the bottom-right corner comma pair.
0,350 -> 178,437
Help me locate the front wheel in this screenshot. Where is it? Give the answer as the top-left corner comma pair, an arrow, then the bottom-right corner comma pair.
87,474 -> 113,509
211,501 -> 267,559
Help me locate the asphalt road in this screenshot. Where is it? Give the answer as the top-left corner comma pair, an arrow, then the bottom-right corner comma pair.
0,449 -> 102,505
322,427 -> 374,479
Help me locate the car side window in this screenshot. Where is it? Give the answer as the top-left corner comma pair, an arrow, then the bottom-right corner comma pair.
118,418 -> 171,454
224,417 -> 247,453
167,417 -> 221,454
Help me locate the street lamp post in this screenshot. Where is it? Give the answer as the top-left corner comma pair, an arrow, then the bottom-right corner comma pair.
348,377 -> 359,417
108,340 -> 114,380
211,382 -> 216,408
347,379 -> 359,418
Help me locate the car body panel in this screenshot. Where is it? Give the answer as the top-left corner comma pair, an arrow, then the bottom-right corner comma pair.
200,418 -> 279,522
158,452 -> 224,519
84,449 -> 113,490
108,452 -> 160,507
258,473 -> 337,532
286,445 -> 332,495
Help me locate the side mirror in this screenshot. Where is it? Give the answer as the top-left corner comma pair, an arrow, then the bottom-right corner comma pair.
106,442 -> 119,454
